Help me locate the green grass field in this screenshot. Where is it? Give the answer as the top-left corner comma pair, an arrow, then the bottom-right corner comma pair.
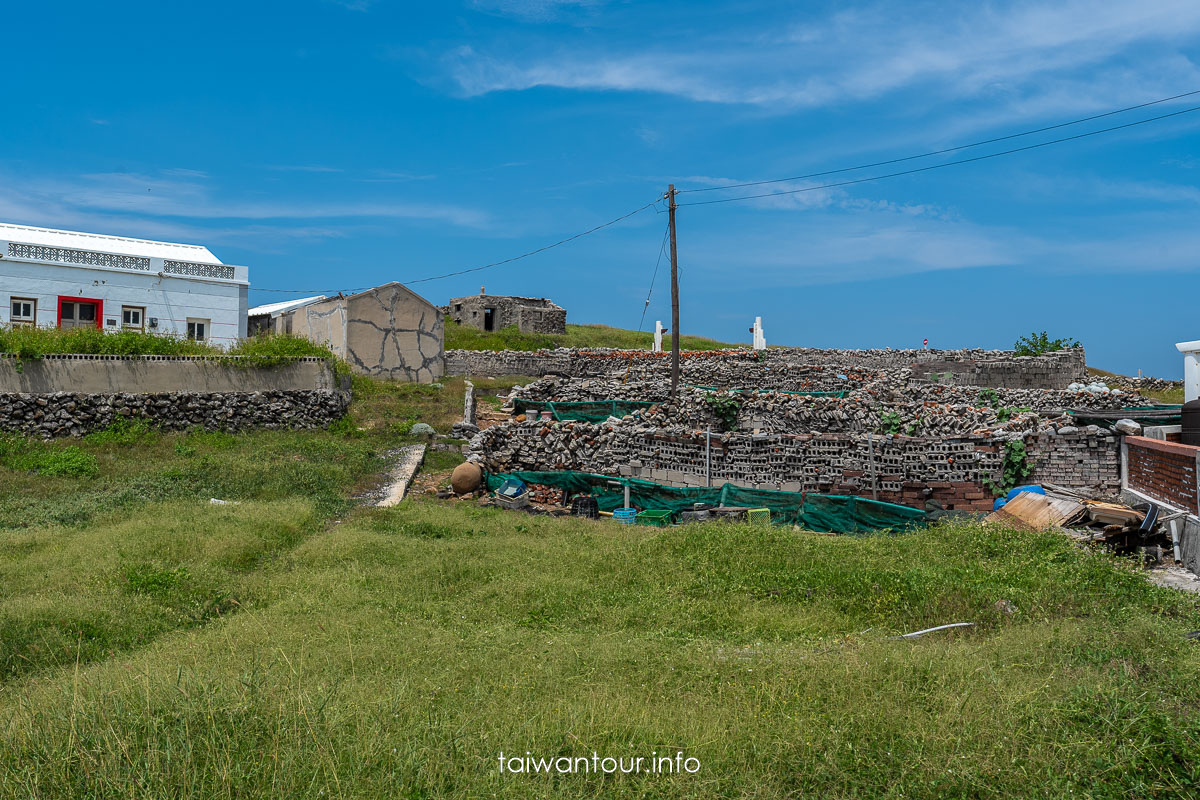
2,378 -> 1200,798
445,322 -> 737,352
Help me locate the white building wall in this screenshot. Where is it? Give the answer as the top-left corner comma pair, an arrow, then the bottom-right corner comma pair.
0,254 -> 248,346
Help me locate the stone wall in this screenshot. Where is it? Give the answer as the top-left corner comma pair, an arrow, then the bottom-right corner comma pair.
447,346 -> 1087,389
0,390 -> 349,438
0,354 -> 350,437
447,294 -> 566,334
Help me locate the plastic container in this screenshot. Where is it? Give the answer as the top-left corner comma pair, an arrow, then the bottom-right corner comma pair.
636,509 -> 675,527
613,507 -> 638,525
746,508 -> 771,525
571,496 -> 600,519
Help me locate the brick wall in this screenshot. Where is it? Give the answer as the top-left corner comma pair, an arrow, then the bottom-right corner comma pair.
1125,436 -> 1200,513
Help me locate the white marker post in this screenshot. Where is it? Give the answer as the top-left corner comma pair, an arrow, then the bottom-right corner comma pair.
752,317 -> 766,351
1176,340 -> 1200,402
654,321 -> 665,353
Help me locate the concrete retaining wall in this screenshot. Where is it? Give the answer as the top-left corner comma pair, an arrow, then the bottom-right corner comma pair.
0,354 -> 338,394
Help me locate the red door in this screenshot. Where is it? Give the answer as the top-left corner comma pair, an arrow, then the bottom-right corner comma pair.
58,296 -> 103,329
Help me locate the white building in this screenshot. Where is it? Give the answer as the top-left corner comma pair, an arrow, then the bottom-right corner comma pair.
0,222 -> 248,346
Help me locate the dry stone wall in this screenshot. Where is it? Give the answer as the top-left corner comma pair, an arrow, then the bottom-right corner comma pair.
447,346 -> 1087,389
0,390 -> 349,438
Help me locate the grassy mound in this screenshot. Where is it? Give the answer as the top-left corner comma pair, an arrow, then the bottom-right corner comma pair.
445,322 -> 737,352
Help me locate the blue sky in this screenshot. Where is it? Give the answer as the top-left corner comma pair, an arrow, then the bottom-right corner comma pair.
4,1 -> 1200,376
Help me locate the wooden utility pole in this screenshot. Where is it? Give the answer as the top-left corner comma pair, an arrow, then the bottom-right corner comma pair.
668,184 -> 680,399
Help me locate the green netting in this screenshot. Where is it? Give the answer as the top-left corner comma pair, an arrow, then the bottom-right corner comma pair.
512,399 -> 657,423
801,494 -> 926,533
484,470 -> 925,533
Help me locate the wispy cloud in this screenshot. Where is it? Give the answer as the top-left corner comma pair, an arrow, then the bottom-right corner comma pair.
444,0 -> 1200,122
0,170 -> 493,253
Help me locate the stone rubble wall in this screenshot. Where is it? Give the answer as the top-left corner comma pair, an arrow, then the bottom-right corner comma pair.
509,375 -> 1127,414
468,414 -> 1120,512
0,390 -> 350,439
447,346 -> 1087,389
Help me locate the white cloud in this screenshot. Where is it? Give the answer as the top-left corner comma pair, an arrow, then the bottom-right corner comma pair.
444,0 -> 1200,118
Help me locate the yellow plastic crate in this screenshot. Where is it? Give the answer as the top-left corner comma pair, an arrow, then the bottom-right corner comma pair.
746,508 -> 771,525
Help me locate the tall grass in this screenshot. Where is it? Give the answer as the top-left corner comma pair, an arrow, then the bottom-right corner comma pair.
3,375 -> 1200,797
2,492 -> 1200,797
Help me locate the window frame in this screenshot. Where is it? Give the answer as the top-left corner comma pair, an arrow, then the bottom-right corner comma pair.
186,317 -> 210,341
121,305 -> 145,331
9,297 -> 36,326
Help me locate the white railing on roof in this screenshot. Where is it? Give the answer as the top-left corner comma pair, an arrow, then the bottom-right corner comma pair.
7,242 -> 152,271
163,260 -> 236,281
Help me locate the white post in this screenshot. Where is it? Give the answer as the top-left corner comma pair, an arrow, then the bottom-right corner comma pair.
752,316 -> 766,351
1176,340 -> 1200,402
653,321 -> 664,353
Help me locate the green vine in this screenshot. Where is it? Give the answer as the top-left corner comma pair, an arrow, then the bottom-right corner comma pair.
982,439 -> 1034,496
878,411 -> 902,435
703,391 -> 742,432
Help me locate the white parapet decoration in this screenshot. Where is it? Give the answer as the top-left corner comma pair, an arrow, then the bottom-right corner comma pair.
654,321 -> 665,353
752,316 -> 766,351
1176,339 -> 1200,402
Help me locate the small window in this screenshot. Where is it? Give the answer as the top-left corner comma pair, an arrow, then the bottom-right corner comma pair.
186,318 -> 209,341
10,297 -> 36,326
121,306 -> 144,330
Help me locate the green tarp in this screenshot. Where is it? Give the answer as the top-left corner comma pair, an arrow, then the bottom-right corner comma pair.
484,470 -> 925,533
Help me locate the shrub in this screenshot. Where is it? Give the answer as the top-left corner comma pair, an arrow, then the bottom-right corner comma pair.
1014,331 -> 1081,356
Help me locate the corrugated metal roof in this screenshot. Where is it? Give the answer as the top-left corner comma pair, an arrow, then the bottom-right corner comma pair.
247,295 -> 327,317
0,222 -> 223,264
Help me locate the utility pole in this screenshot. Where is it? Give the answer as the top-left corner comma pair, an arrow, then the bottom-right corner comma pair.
668,184 -> 680,399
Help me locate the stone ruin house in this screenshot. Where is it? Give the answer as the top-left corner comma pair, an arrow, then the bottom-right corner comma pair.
250,282 -> 444,383
446,289 -> 566,335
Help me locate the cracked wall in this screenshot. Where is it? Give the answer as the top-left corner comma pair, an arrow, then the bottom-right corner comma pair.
288,283 -> 444,383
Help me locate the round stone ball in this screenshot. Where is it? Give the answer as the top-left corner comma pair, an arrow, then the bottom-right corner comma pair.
451,462 -> 483,495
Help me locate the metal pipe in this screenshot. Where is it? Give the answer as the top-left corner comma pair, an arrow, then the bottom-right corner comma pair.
1171,518 -> 1183,564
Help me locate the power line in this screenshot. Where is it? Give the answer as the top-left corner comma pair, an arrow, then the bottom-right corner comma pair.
253,199 -> 660,294
406,201 -> 658,285
678,88 -> 1200,195
677,104 -> 1200,207
638,218 -> 671,332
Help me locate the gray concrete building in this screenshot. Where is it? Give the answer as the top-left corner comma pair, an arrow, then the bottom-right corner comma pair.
252,282 -> 444,382
447,290 -> 566,335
